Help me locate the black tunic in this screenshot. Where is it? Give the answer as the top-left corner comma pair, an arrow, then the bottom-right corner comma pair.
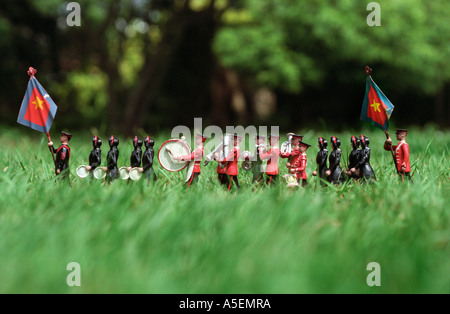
130,147 -> 142,168
347,148 -> 360,180
89,148 -> 101,170
107,147 -> 119,181
50,144 -> 70,178
355,147 -> 376,182
328,148 -> 345,185
142,148 -> 157,182
316,148 -> 328,186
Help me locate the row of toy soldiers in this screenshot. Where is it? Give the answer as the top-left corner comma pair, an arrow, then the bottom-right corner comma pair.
46,128 -> 412,187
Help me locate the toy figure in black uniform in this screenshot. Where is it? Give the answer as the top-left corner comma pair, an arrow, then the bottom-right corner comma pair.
346,136 -> 361,181
326,136 -> 345,185
128,136 -> 143,171
251,135 -> 266,185
139,136 -> 157,183
351,135 -> 376,183
85,135 -> 102,177
106,135 -> 120,182
47,131 -> 72,180
312,137 -> 328,186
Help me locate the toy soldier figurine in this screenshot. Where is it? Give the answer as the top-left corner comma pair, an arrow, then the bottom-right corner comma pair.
214,153 -> 229,186
384,129 -> 413,183
281,135 -> 310,187
346,136 -> 361,181
312,137 -> 328,186
106,135 -> 120,182
140,136 -> 157,183
326,136 -> 345,185
251,135 -> 266,185
85,135 -> 102,177
47,131 -> 72,179
351,135 -> 376,183
259,134 -> 281,185
221,134 -> 242,191
128,136 -> 143,170
175,134 -> 207,187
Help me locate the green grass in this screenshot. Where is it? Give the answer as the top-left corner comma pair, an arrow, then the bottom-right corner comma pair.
0,125 -> 449,293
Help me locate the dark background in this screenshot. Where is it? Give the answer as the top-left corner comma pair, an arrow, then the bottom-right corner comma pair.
0,0 -> 449,135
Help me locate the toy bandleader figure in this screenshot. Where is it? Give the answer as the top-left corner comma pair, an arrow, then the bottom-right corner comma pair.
259,134 -> 281,185
384,129 -> 413,183
48,131 -> 72,179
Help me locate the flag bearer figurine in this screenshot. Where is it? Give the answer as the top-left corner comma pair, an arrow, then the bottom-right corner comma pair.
48,131 -> 72,179
128,136 -> 143,171
85,135 -> 102,176
222,134 -> 242,191
139,136 -> 157,183
346,136 -> 361,181
312,137 -> 328,186
259,134 -> 281,185
384,129 -> 413,183
175,134 -> 207,187
252,135 -> 266,185
326,136 -> 345,185
106,135 -> 120,182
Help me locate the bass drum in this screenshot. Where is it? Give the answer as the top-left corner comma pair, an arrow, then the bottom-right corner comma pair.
76,165 -> 89,179
158,139 -> 191,172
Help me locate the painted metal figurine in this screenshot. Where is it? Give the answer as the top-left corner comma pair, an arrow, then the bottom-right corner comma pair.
175,134 -> 207,187
85,135 -> 102,177
140,136 -> 157,182
281,135 -> 310,187
326,136 -> 345,185
47,131 -> 72,179
346,136 -> 361,181
259,134 -> 281,185
251,135 -> 266,184
312,137 -> 328,186
384,129 -> 413,183
129,136 -> 143,170
351,135 -> 376,183
106,135 -> 120,182
214,151 -> 229,187
222,134 -> 242,191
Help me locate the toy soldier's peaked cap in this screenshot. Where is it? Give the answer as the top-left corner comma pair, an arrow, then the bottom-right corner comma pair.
291,134 -> 304,140
61,131 -> 72,140
299,141 -> 311,148
269,134 -> 280,139
396,128 -> 408,133
196,134 -> 208,142
255,135 -> 267,139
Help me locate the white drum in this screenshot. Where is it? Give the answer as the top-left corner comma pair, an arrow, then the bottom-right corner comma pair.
129,167 -> 142,181
93,167 -> 107,180
119,167 -> 129,180
76,165 -> 89,179
158,139 -> 191,172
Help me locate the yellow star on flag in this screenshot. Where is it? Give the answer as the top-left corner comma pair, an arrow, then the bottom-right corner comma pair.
33,96 -> 44,110
370,99 -> 381,113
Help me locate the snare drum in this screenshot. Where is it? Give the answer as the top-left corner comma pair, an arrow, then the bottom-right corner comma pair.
76,165 -> 89,179
119,167 -> 130,180
93,167 -> 107,180
129,167 -> 142,181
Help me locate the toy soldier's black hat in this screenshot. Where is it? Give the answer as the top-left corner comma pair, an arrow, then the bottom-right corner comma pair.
396,129 -> 408,133
291,134 -> 304,140
255,135 -> 267,139
299,141 -> 311,148
61,131 -> 72,140
145,136 -> 154,146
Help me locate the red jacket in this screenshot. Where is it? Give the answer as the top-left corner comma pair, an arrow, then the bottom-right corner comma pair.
259,147 -> 280,175
222,147 -> 240,176
385,141 -> 410,172
180,147 -> 204,173
216,162 -> 227,174
283,147 -> 307,180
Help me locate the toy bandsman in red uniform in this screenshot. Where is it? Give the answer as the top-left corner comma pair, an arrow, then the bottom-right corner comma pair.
222,134 -> 242,191
384,129 -> 413,183
176,134 -> 207,187
48,131 -> 72,179
281,135 -> 310,187
259,134 -> 281,185
214,153 -> 229,186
